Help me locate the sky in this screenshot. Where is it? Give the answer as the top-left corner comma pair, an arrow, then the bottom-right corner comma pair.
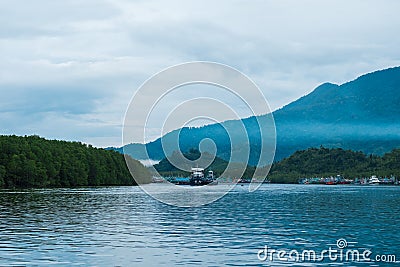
1,0 -> 399,147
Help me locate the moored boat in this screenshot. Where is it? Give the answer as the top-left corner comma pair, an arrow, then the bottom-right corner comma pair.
207,170 -> 218,185
237,178 -> 251,183
189,168 -> 217,186
325,180 -> 337,185
325,176 -> 338,185
368,175 -> 380,185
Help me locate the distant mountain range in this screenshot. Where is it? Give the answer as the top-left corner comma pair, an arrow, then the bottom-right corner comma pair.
110,66 -> 400,165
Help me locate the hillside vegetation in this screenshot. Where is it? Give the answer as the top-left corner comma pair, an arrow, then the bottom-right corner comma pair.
0,135 -> 150,188
268,147 -> 400,183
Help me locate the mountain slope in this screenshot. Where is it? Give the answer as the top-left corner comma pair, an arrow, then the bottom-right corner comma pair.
116,66 -> 400,164
274,67 -> 400,123
273,66 -> 400,158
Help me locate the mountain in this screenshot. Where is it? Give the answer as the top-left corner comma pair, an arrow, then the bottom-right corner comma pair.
275,67 -> 400,123
114,66 -> 400,165
113,115 -> 274,167
273,66 -> 400,158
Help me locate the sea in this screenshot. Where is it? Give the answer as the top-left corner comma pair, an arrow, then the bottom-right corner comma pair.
0,184 -> 399,266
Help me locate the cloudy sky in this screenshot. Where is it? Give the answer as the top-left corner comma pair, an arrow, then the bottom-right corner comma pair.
1,0 -> 399,147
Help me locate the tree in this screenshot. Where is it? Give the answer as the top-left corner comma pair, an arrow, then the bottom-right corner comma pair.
0,135 -> 151,188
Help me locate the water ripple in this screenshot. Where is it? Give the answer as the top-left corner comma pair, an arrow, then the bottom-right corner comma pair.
0,185 -> 399,266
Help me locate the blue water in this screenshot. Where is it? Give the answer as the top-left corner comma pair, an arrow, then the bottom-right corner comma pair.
0,184 -> 399,266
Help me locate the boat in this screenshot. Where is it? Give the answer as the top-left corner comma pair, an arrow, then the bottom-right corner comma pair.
263,179 -> 271,184
207,171 -> 218,185
325,176 -> 337,185
325,180 -> 337,185
152,176 -> 166,183
189,168 -> 217,186
360,177 -> 369,185
368,175 -> 380,185
237,178 -> 251,183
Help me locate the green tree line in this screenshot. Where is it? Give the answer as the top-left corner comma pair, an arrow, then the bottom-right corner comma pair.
267,146 -> 400,183
0,135 -> 151,188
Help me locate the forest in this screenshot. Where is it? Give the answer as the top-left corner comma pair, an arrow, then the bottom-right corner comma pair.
154,146 -> 400,184
268,146 -> 400,183
2,135 -> 400,187
0,135 -> 151,188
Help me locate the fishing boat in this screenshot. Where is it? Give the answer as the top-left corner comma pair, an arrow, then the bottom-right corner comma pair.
368,175 -> 380,185
325,180 -> 337,185
207,170 -> 218,185
325,176 -> 337,185
237,178 -> 251,183
189,168 -> 217,186
360,177 -> 369,185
